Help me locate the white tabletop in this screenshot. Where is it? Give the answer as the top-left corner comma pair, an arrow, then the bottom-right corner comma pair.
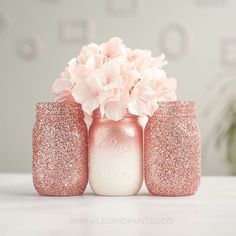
0,174 -> 236,236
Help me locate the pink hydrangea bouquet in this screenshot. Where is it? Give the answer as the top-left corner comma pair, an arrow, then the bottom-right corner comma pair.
52,37 -> 177,121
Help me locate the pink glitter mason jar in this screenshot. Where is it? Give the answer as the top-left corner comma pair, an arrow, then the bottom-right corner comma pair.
144,101 -> 201,196
89,110 -> 143,196
32,102 -> 88,196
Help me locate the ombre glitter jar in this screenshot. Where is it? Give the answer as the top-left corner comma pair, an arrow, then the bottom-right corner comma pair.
32,102 -> 88,196
89,110 -> 143,196
144,101 -> 201,196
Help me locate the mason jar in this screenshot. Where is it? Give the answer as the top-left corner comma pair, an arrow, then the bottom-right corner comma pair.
89,110 -> 143,196
32,101 -> 88,196
144,101 -> 201,196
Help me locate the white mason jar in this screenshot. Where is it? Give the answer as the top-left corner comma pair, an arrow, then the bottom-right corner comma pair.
88,110 -> 143,196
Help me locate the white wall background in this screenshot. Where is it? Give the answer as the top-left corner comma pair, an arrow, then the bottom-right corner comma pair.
1,0 -> 235,174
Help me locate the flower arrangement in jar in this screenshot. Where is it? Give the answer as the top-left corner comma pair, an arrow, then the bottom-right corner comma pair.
52,37 -> 177,196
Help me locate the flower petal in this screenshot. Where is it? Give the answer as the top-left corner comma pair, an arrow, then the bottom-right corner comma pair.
138,88 -> 157,101
86,72 -> 105,91
103,59 -> 121,77
84,112 -> 93,129
104,91 -> 129,121
71,80 -> 92,104
52,78 -> 74,95
103,75 -> 123,90
82,99 -> 99,115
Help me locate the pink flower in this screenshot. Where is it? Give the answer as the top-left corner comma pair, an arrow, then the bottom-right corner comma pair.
100,37 -> 127,59
52,58 -> 77,101
52,37 -> 177,121
128,68 -> 177,117
72,58 -> 126,116
120,62 -> 140,90
103,90 -> 129,121
155,77 -> 177,101
128,49 -> 152,71
128,50 -> 168,73
142,67 -> 177,101
128,81 -> 158,117
78,43 -> 100,64
52,78 -> 74,101
71,78 -> 99,115
149,53 -> 168,69
90,59 -> 124,91
70,64 -> 92,82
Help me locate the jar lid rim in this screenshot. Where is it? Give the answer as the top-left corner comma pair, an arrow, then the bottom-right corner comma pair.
35,101 -> 84,117
155,101 -> 197,116
93,109 -> 137,118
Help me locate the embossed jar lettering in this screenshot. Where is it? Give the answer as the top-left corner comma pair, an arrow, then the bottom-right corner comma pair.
89,110 -> 143,196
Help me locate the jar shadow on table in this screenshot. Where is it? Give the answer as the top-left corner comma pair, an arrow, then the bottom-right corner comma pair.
0,183 -> 152,198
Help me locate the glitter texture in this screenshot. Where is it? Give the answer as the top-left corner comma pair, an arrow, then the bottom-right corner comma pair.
144,101 -> 201,196
32,101 -> 88,196
89,110 -> 143,196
